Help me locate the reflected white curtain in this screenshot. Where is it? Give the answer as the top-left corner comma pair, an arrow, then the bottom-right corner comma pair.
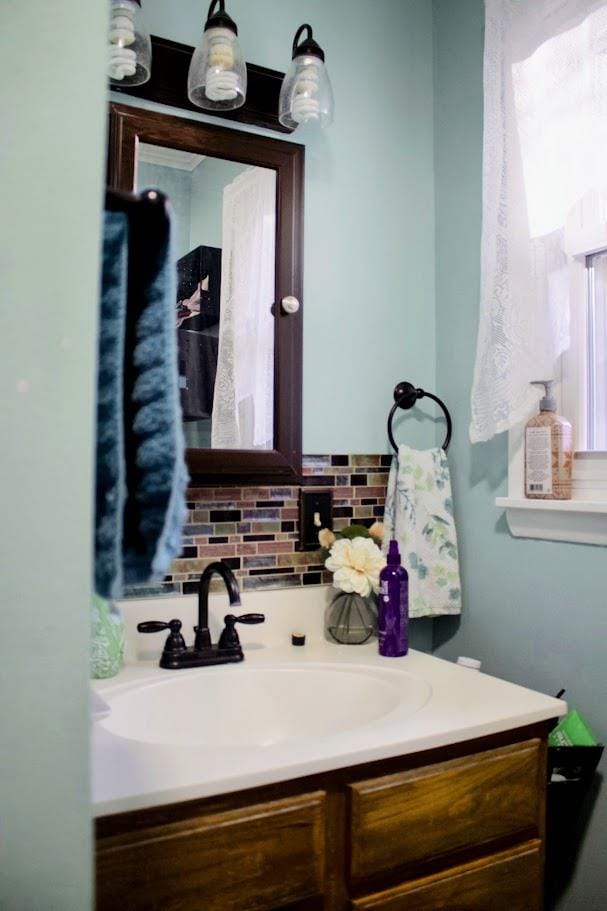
211,168 -> 276,449
470,0 -> 607,442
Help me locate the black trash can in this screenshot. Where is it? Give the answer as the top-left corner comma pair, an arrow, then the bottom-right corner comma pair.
545,744 -> 604,908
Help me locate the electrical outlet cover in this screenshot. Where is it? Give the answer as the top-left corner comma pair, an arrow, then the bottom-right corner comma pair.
299,490 -> 333,551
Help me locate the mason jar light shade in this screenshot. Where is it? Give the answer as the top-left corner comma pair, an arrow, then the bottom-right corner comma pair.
279,24 -> 333,129
188,0 -> 247,111
108,0 -> 151,86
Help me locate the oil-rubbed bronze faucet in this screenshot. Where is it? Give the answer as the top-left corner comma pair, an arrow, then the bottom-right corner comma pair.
137,562 -> 264,669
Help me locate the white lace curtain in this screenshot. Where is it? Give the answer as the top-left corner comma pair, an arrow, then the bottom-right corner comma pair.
211,168 -> 276,449
470,0 -> 607,442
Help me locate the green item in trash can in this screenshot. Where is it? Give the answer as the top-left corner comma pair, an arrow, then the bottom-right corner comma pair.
549,709 -> 599,748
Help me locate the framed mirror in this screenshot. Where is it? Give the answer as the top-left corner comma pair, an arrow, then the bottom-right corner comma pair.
107,103 -> 304,482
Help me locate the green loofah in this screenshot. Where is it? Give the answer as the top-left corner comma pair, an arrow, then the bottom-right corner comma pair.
91,594 -> 125,679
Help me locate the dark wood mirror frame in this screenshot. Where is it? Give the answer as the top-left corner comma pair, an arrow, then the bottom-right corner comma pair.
108,103 -> 304,484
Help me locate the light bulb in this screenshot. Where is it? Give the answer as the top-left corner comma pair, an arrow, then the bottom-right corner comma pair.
204,28 -> 238,101
188,1 -> 246,111
291,61 -> 322,123
108,0 -> 151,87
109,5 -> 135,46
279,25 -> 333,130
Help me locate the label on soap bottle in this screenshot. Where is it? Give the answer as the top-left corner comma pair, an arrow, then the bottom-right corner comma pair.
526,426 -> 552,495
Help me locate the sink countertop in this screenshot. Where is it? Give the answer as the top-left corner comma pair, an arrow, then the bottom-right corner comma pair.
91,588 -> 565,818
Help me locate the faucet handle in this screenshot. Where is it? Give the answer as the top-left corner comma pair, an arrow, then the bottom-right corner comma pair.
218,613 -> 265,650
234,613 -> 265,625
137,619 -> 186,653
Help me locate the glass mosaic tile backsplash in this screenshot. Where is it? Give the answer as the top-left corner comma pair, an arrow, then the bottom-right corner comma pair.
125,454 -> 391,598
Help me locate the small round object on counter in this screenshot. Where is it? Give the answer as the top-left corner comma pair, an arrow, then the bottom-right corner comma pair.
291,632 -> 306,646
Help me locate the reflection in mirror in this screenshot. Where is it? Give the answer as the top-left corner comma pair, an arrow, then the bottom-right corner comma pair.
136,143 -> 276,450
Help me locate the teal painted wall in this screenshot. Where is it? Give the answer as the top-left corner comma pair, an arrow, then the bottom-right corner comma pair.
137,160 -> 192,258
432,2 -> 606,908
129,0 -> 438,653
135,0 -> 437,454
137,157 -> 247,257
189,158 -> 248,250
0,1 -> 107,909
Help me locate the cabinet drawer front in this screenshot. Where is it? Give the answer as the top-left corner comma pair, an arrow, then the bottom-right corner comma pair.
349,739 -> 543,880
351,841 -> 543,911
96,791 -> 326,911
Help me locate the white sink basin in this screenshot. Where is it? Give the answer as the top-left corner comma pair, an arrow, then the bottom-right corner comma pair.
100,663 -> 431,749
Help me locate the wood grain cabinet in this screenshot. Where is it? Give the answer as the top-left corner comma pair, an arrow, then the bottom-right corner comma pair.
97,792 -> 326,911
96,725 -> 550,911
350,841 -> 543,911
348,740 -> 543,882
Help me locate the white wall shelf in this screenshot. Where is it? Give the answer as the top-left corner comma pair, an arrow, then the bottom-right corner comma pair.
502,410 -> 607,545
496,496 -> 607,546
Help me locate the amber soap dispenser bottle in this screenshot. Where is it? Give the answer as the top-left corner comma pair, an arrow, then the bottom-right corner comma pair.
525,380 -> 573,500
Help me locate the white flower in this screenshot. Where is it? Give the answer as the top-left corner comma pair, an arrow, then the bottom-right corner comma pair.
325,537 -> 386,597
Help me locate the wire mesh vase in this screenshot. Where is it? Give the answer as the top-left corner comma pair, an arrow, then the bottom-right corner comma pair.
326,589 -> 377,645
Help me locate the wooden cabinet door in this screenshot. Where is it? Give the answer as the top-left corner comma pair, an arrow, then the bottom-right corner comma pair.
96,791 -> 326,911
351,841 -> 543,911
348,739 -> 544,880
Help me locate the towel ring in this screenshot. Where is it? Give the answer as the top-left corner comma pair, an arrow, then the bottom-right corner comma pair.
387,381 -> 452,453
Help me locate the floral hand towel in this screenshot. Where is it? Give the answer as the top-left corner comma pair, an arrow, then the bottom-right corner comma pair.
383,445 -> 462,618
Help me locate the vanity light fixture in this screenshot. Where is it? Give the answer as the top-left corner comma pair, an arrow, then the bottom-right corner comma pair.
108,0 -> 152,86
188,0 -> 247,111
279,24 -> 334,129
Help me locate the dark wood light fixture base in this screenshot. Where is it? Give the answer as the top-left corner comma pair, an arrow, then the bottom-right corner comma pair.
112,35 -> 293,134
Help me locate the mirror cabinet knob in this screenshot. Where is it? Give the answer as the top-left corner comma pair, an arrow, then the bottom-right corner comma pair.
281,296 -> 300,314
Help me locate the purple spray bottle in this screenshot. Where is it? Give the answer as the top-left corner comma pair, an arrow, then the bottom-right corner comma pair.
378,540 -> 409,657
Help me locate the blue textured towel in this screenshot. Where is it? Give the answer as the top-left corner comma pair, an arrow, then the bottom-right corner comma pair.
95,212 -> 128,598
96,198 -> 188,598
122,196 -> 189,587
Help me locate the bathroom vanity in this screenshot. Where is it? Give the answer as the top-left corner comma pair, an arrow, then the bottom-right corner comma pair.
96,725 -> 547,910
93,591 -> 564,911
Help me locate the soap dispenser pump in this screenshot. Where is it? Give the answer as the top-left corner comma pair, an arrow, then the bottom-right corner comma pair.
525,380 -> 573,500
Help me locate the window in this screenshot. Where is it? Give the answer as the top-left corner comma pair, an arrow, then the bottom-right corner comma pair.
473,1 -> 607,445
561,191 -> 607,456
497,194 -> 607,546
482,1 -> 607,544
586,250 -> 607,451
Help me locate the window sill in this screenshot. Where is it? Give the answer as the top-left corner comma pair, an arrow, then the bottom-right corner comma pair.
496,496 -> 607,546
